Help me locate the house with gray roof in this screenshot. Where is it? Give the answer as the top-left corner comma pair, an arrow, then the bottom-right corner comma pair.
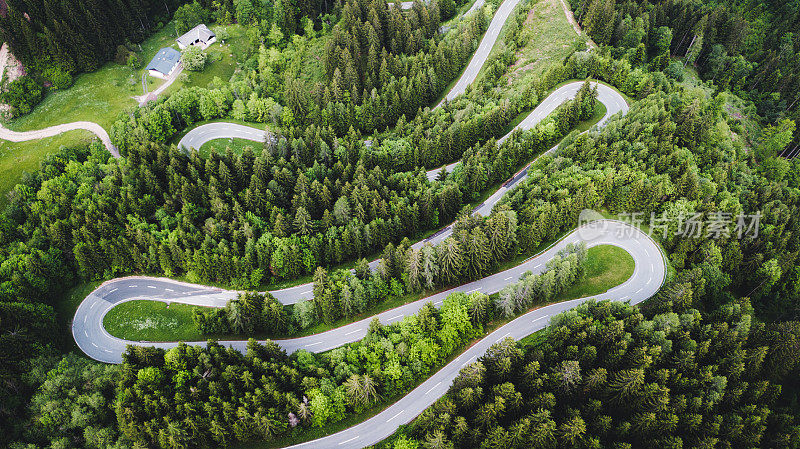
146,47 -> 181,79
177,24 -> 217,50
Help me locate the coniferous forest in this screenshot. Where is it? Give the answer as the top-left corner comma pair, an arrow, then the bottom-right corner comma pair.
2,0 -> 800,448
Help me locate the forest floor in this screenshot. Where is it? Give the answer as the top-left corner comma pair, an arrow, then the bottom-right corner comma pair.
0,22 -> 246,206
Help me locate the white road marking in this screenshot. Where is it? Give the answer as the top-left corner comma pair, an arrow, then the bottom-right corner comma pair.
339,436 -> 359,445
466,287 -> 481,293
425,382 -> 442,395
304,342 -> 322,347
495,332 -> 511,343
165,288 -> 174,292
388,314 -> 404,321
344,328 -> 363,336
128,285 -> 137,288
461,358 -> 473,367
84,330 -> 88,337
147,285 -> 157,289
83,316 -> 87,324
300,290 -> 312,295
504,276 -> 513,280
635,288 -> 643,294
109,288 -> 118,293
386,411 -> 403,423
532,315 -> 548,323
434,300 -> 443,305
91,342 -> 98,348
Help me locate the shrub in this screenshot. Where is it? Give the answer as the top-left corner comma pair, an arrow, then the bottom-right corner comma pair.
181,46 -> 207,71
665,61 -> 685,81
41,67 -> 73,90
127,53 -> 141,70
1,76 -> 44,117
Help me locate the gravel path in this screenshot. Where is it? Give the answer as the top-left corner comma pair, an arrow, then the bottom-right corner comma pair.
0,121 -> 119,157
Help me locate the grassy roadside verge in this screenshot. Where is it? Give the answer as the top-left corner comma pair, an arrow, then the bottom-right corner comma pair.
101,244 -> 634,342
197,137 -> 263,156
0,130 -> 95,209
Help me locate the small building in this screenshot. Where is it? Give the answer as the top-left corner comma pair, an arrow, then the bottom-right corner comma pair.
146,47 -> 181,79
176,24 -> 217,50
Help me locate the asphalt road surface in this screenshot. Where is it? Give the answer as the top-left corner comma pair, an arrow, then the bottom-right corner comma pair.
425,81 -> 628,181
440,0 -> 523,104
177,123 -> 269,151
73,219 -> 664,361
73,220 -> 666,448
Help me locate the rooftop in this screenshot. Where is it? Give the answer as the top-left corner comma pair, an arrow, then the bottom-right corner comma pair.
177,24 -> 216,47
146,47 -> 181,75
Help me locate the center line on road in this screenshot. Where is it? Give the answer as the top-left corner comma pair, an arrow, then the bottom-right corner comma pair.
304,342 -> 322,347
635,288 -> 643,294
504,276 -> 513,280
532,315 -> 548,323
338,436 -> 359,445
109,288 -> 118,293
300,290 -> 312,295
386,411 -> 403,423
128,285 -> 137,288
388,314 -> 404,321
466,287 -> 481,293
165,288 -> 174,292
91,342 -> 98,348
425,382 -> 442,395
434,300 -> 442,305
344,328 -> 363,336
147,285 -> 157,289
495,332 -> 510,343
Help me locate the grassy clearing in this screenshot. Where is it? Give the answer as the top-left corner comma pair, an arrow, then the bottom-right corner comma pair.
0,22 -> 246,203
198,137 -> 263,156
164,24 -> 246,96
103,300 -> 205,342
0,130 -> 95,208
6,24 -> 179,133
556,244 -> 634,300
490,0 -> 583,96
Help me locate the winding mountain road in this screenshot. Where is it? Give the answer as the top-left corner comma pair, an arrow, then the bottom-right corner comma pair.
0,121 -> 119,157
73,82 -> 635,448
76,77 -> 629,362
67,0 -> 648,447
73,219 -> 665,447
